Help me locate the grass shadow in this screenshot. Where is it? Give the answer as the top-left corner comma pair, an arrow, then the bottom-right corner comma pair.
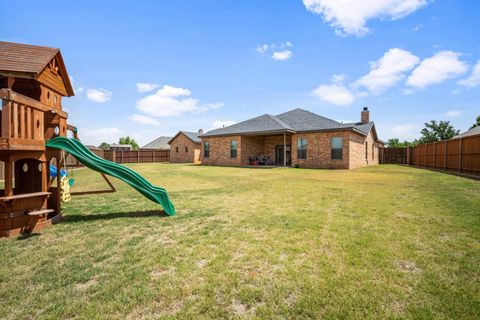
61,210 -> 169,224
17,233 -> 41,241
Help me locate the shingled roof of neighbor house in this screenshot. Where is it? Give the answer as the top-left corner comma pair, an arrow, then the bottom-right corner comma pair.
201,108 -> 378,138
142,136 -> 172,149
168,131 -> 201,144
452,126 -> 480,139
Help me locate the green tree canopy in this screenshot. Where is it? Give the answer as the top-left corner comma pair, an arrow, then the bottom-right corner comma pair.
98,142 -> 110,150
119,136 -> 139,150
386,138 -> 413,148
418,120 -> 459,144
470,115 -> 480,130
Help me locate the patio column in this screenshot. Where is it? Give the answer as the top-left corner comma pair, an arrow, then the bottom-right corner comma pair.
283,132 -> 286,167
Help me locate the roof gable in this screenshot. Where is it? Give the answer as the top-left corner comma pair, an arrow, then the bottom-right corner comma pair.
168,131 -> 201,144
0,41 -> 74,96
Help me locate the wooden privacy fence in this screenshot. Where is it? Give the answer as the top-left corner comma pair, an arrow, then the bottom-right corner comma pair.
381,134 -> 480,177
0,149 -> 170,180
104,149 -> 170,164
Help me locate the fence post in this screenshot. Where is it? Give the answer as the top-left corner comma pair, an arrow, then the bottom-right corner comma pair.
444,140 -> 447,171
458,137 -> 463,173
137,150 -> 140,163
121,150 -> 123,164
433,142 -> 436,169
424,143 -> 427,167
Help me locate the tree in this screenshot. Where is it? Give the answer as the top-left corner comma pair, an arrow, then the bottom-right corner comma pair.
119,136 -> 139,150
470,115 -> 480,129
418,120 -> 459,144
98,142 -> 110,150
386,138 -> 413,148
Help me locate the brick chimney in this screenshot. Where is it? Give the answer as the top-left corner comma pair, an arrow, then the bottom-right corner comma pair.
198,128 -> 204,134
361,107 -> 370,123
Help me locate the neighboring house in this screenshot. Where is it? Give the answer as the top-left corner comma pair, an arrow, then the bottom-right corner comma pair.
168,130 -> 202,163
110,144 -> 132,151
142,136 -> 172,150
199,108 -> 384,169
452,126 -> 480,139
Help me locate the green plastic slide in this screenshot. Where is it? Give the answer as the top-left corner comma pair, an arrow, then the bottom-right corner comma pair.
46,137 -> 175,216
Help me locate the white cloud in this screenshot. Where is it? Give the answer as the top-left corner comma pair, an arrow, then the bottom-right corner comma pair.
136,82 -> 160,93
210,120 -> 237,130
80,127 -> 121,146
411,23 -> 423,32
331,74 -> 347,83
445,110 -> 461,117
355,48 -> 419,93
130,114 -> 161,126
406,51 -> 468,89
391,123 -> 419,140
257,42 -> 293,60
303,0 -> 429,36
272,50 -> 292,61
86,88 -> 112,103
136,85 -> 222,117
256,44 -> 269,54
458,60 -> 480,88
69,76 -> 84,94
312,83 -> 355,106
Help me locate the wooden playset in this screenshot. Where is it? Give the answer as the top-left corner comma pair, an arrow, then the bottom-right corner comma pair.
0,41 -> 76,237
0,42 -> 176,237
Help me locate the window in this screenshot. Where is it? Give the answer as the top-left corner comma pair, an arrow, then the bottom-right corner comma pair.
204,142 -> 209,158
185,146 -> 188,153
175,146 -> 178,153
230,140 -> 237,158
297,138 -> 307,160
365,141 -> 368,160
372,144 -> 375,160
331,137 -> 343,160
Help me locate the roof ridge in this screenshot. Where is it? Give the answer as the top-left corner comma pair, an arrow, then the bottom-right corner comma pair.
0,41 -> 59,51
266,114 -> 293,130
276,108 -> 342,125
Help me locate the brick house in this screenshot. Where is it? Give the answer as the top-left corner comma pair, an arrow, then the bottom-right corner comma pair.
168,130 -> 202,163
199,108 -> 384,169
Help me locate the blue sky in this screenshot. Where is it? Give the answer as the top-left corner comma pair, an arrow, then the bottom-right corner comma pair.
2,0 -> 479,146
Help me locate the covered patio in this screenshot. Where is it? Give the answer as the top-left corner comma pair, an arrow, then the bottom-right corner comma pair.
240,131 -> 294,167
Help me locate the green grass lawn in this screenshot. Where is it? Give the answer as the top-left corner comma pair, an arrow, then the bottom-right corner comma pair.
1,164 -> 479,319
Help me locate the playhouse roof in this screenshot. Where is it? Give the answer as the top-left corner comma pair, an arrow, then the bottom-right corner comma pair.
0,41 -> 74,96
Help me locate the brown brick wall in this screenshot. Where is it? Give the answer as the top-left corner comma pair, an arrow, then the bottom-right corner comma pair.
349,131 -> 381,169
201,135 -> 242,166
169,133 -> 201,163
201,130 -> 382,169
240,136 -> 265,164
291,132 -> 350,169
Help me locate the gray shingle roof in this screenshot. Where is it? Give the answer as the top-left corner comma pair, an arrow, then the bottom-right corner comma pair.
142,136 -> 172,150
202,114 -> 295,137
453,126 -> 480,139
201,108 -> 377,137
168,131 -> 201,144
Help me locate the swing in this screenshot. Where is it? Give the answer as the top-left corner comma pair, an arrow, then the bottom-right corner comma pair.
59,151 -> 74,202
